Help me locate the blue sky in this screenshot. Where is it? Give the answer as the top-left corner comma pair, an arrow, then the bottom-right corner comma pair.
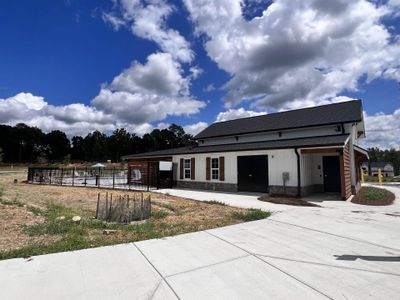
0,0 -> 400,148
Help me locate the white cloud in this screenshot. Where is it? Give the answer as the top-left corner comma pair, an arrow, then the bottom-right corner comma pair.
104,0 -> 193,63
109,52 -> 189,96
0,93 -> 116,137
215,107 -> 266,122
102,12 -> 126,30
183,122 -> 208,135
203,84 -> 215,92
362,108 -> 400,149
92,52 -> 205,125
184,0 -> 400,109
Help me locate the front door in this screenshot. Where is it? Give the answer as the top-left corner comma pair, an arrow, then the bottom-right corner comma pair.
238,155 -> 268,193
323,156 -> 341,193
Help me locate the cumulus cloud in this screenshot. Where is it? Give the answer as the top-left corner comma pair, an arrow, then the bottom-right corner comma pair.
215,107 -> 266,122
104,0 -> 193,63
92,52 -> 205,124
183,122 -> 208,135
362,109 -> 400,149
0,93 -> 115,137
184,0 -> 400,110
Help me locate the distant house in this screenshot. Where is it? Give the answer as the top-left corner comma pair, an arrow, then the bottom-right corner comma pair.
123,100 -> 368,200
370,162 -> 395,177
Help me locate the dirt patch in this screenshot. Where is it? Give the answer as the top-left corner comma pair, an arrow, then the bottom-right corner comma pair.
0,204 -> 59,252
351,187 -> 395,206
258,195 -> 321,207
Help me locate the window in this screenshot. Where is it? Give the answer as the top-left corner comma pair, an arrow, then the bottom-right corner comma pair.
211,158 -> 219,180
184,159 -> 191,179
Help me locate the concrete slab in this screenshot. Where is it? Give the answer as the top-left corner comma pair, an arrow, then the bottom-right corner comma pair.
136,231 -> 247,277
260,256 -> 400,300
207,219 -> 400,299
1,183 -> 399,299
0,244 -> 177,300
156,188 -> 294,212
167,255 -> 325,300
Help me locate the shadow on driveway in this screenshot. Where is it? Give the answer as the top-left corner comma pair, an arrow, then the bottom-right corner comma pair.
335,255 -> 400,262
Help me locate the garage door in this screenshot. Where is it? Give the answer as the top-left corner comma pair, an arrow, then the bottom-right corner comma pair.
237,155 -> 269,193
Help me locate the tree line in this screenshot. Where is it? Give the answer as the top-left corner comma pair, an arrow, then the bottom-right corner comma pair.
0,123 -> 195,164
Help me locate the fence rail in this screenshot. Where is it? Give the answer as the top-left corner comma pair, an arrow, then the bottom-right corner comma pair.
27,166 -> 171,191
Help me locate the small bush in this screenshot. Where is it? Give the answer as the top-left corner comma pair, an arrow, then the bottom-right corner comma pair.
204,200 -> 227,206
232,209 -> 271,222
352,187 -> 395,206
364,187 -> 391,201
151,210 -> 169,219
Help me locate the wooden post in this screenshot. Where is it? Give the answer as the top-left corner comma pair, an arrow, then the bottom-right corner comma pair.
84,167 -> 87,186
147,162 -> 150,192
112,167 -> 115,189
72,168 -> 75,186
60,168 -> 64,186
95,193 -> 100,219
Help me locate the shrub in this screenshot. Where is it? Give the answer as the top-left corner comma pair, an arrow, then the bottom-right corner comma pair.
232,209 -> 271,222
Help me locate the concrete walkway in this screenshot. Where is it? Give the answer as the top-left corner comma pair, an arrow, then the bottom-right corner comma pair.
1,185 -> 399,299
156,188 -> 295,212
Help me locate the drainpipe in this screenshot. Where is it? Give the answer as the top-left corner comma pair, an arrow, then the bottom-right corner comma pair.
294,148 -> 301,197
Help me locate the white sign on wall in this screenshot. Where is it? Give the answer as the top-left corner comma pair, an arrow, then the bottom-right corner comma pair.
159,161 -> 173,171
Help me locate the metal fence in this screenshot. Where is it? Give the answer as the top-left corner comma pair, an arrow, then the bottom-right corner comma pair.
27,167 -> 171,191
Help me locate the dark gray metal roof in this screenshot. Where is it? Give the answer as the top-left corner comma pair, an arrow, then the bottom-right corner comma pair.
195,100 -> 363,139
370,162 -> 393,168
122,134 -> 349,159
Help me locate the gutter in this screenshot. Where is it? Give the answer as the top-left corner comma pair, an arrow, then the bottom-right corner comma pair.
294,148 -> 301,197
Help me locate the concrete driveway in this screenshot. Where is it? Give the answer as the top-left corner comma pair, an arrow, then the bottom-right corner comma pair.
1,185 -> 399,299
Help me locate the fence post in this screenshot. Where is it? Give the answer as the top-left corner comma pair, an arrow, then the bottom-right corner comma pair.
147,162 -> 150,192
84,167 -> 87,186
60,168 -> 64,186
72,168 -> 75,186
112,167 -> 115,189
49,169 -> 52,184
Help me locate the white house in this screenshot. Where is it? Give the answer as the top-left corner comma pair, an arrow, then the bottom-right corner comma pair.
123,100 -> 368,200
370,162 -> 395,177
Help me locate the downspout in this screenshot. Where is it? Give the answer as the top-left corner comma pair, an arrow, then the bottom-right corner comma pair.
294,148 -> 301,197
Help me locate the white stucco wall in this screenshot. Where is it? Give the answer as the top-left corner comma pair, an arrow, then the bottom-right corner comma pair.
172,149 -> 299,187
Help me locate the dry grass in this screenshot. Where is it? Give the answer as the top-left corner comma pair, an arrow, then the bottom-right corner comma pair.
0,173 -> 269,259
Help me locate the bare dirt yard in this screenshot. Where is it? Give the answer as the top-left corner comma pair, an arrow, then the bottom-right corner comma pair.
0,172 -> 269,260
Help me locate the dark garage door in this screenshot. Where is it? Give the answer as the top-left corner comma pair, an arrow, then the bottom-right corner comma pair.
238,155 -> 269,193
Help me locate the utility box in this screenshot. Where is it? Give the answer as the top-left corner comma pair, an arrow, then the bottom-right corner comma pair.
282,172 -> 290,182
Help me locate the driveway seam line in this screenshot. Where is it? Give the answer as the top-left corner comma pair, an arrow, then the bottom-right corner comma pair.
131,243 -> 181,300
254,253 -> 400,277
268,219 -> 400,251
205,230 -> 333,300
165,254 -> 250,278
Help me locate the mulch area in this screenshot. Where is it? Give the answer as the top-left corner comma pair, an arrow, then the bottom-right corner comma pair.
351,187 -> 395,206
258,195 -> 321,207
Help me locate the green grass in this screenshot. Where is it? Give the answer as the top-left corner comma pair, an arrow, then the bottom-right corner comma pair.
363,187 -> 392,201
204,200 -> 227,206
0,186 -> 24,207
232,209 -> 271,222
151,210 -> 170,219
0,186 -> 272,260
364,175 -> 400,183
0,200 -> 187,260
